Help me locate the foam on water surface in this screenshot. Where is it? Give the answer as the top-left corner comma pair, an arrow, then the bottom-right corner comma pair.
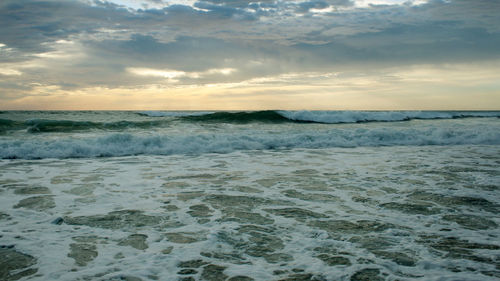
1,145 -> 499,280
2,117 -> 500,159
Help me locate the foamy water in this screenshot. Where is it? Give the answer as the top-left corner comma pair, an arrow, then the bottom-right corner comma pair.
1,111 -> 499,159
1,146 -> 499,280
0,111 -> 499,280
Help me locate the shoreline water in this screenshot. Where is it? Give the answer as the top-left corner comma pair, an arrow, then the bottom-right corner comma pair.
1,145 -> 499,280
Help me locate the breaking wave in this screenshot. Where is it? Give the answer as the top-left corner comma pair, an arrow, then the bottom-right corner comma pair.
180,110 -> 500,124
278,110 -> 499,124
2,125 -> 499,159
2,111 -> 499,134
135,110 -> 500,124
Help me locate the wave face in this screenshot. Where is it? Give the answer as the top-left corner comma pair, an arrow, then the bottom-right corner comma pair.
0,118 -> 23,131
2,125 -> 499,159
180,111 -> 294,123
1,111 -> 498,134
1,119 -> 168,133
1,111 -> 499,159
142,110 -> 500,124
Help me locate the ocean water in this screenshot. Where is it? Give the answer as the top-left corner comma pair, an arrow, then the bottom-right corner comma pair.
0,110 -> 499,280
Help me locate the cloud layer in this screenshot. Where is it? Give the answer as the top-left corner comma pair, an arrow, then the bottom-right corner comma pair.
0,0 -> 499,109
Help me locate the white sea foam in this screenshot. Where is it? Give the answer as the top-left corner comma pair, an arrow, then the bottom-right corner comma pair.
1,111 -> 499,280
1,123 -> 499,159
278,110 -> 500,123
1,146 -> 499,280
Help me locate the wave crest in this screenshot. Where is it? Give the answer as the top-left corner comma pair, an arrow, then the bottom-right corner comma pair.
141,110 -> 500,124
277,111 -> 500,124
2,125 -> 499,159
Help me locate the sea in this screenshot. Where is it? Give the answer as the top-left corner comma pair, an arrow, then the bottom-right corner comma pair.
0,110 -> 499,280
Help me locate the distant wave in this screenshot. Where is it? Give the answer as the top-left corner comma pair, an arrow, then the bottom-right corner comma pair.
0,118 -> 23,132
136,111 -> 214,117
0,118 -> 17,126
1,111 -> 499,134
137,110 -> 294,123
278,110 -> 500,124
2,125 -> 499,159
0,119 -> 169,133
180,111 -> 296,123
142,110 -> 500,124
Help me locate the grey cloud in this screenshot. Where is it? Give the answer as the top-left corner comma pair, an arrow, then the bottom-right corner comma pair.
88,34 -> 251,70
0,0 -> 136,59
295,0 -> 353,14
327,0 -> 354,6
292,25 -> 500,67
192,1 -> 258,20
198,0 -> 276,8
39,35 -> 273,88
0,0 -> 499,93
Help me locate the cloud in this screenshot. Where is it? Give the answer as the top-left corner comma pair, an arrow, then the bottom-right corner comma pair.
197,0 -> 276,8
0,0 -> 137,61
0,68 -> 22,76
0,0 -> 499,108
296,1 -> 330,14
192,1 -> 258,20
127,67 -> 236,81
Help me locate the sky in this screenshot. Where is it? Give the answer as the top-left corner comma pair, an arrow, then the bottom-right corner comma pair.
0,0 -> 499,110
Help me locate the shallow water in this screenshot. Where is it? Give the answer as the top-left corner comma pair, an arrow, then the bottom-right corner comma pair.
1,145 -> 499,280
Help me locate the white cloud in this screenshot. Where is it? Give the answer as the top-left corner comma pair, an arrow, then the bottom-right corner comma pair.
127,67 -> 187,79
127,67 -> 237,81
0,68 -> 22,76
206,68 -> 236,75
353,0 -> 428,7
